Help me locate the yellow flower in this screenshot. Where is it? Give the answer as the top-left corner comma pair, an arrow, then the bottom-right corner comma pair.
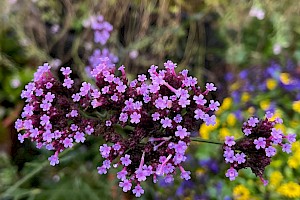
269,109 -> 283,121
226,113 -> 236,126
199,118 -> 219,139
241,92 -> 250,103
280,73 -> 291,85
219,127 -> 230,140
222,97 -> 233,110
260,100 -> 270,110
292,101 -> 300,113
288,148 -> 300,169
274,124 -> 286,133
291,141 -> 300,152
230,82 -> 240,91
233,185 -> 251,200
270,171 -> 283,188
247,106 -> 255,115
266,78 -> 277,90
277,182 -> 300,198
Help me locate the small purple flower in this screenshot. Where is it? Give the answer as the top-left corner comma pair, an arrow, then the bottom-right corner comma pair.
60,67 -> 72,76
173,114 -> 182,123
180,171 -> 191,180
15,119 -> 23,130
117,169 -> 128,180
74,132 -> 85,143
243,128 -> 252,136
40,114 -> 50,126
248,117 -> 259,127
48,155 -> 59,166
71,93 -> 81,102
97,166 -> 107,174
99,144 -> 111,158
265,146 -> 276,157
18,133 -> 24,143
116,84 -> 127,93
235,153 -> 246,164
105,120 -> 112,126
206,83 -> 217,91
161,117 -> 172,128
193,94 -> 207,105
225,168 -> 238,181
152,112 -> 160,121
70,110 -> 78,117
225,136 -> 236,147
63,77 -> 74,89
286,133 -> 296,143
135,169 -> 146,182
120,154 -> 132,166
130,112 -> 141,124
178,97 -> 190,108
209,100 -> 220,111
63,138 -> 73,148
80,82 -> 91,96
203,114 -> 216,126
119,179 -> 132,192
175,125 -> 190,139
132,185 -> 145,197
282,143 -> 292,153
254,137 -> 266,149
44,92 -> 55,102
119,113 -> 128,123
138,74 -> 147,82
194,109 -> 205,120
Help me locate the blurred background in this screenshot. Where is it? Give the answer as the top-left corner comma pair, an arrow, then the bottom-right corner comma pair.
1,0 -> 300,199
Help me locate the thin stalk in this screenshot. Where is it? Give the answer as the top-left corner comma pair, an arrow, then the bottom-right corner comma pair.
1,148 -> 72,198
191,137 -> 223,145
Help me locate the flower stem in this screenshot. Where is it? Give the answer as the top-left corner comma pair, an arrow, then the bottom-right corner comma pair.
191,137 -> 223,145
1,148 -> 73,198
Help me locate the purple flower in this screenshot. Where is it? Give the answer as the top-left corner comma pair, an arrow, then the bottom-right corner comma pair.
248,117 -> 259,127
97,166 -> 107,174
209,100 -> 220,111
80,82 -> 91,96
206,83 -> 217,91
175,126 -> 190,139
225,136 -> 236,147
235,153 -> 246,164
48,155 -> 59,166
282,143 -> 292,153
71,93 -> 81,102
161,117 -> 172,128
265,146 -> 276,157
180,171 -> 191,180
203,115 -> 216,126
194,109 -> 205,120
254,137 -> 266,149
286,133 -> 296,143
130,112 -> 141,124
40,114 -> 50,126
119,113 -> 128,123
152,112 -> 160,121
173,114 -> 182,123
99,144 -> 111,158
70,110 -> 78,117
225,168 -> 238,181
117,169 -> 128,181
243,128 -> 252,136
63,78 -> 74,89
119,179 -> 132,192
63,138 -> 73,148
74,132 -> 85,143
135,169 -> 146,182
193,94 -> 207,105
116,84 -> 127,93
120,154 -> 132,166
44,92 -> 55,102
60,67 -> 72,76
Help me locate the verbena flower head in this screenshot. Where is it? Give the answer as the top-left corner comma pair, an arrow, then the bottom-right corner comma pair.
223,112 -> 296,185
16,63 -> 96,166
90,15 -> 113,45
16,59 -> 219,197
91,59 -> 219,197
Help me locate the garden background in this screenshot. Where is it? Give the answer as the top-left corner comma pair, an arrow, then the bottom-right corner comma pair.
0,0 -> 300,199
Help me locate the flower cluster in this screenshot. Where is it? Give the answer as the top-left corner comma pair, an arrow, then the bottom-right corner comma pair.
223,111 -> 296,184
89,59 -> 219,197
86,48 -> 118,77
15,63 -> 96,166
89,15 -> 113,45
